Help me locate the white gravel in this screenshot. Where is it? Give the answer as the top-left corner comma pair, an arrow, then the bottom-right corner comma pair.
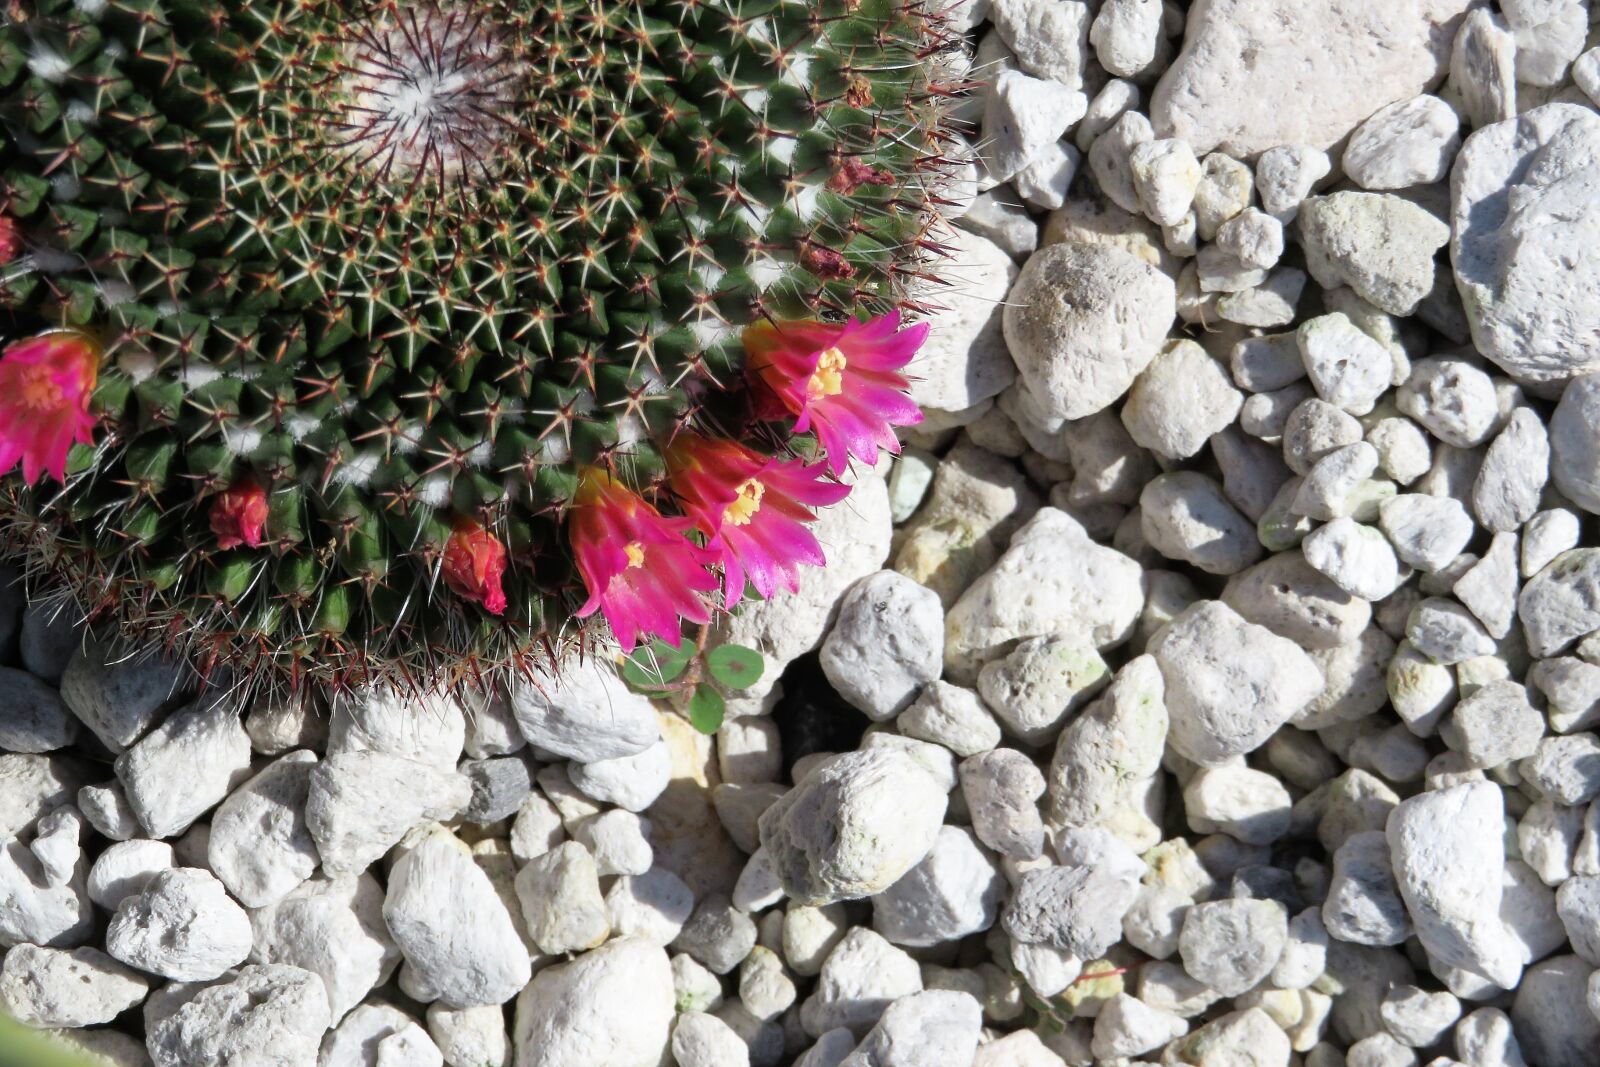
10,6 -> 1600,1067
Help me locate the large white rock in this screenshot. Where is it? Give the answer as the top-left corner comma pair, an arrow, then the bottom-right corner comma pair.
907,227 -> 1018,418
0,945 -> 148,1028
1150,0 -> 1474,158
327,687 -> 466,770
513,938 -> 674,1067
305,751 -> 471,877
0,837 -> 93,949
759,749 -> 947,907
250,872 -> 400,1023
1387,782 -> 1523,988
384,824 -> 532,1008
1551,373 -> 1600,513
945,508 -> 1144,681
1150,600 -> 1324,767
146,964 -> 329,1067
207,750 -> 319,908
115,698 -> 252,840
839,990 -> 983,1067
820,571 -> 944,721
871,826 -> 1005,948
1452,104 -> 1600,387
105,868 -> 252,982
1001,243 -> 1176,422
508,658 -> 660,763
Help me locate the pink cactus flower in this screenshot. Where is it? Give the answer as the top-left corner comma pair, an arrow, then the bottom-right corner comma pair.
442,517 -> 509,616
666,434 -> 851,609
569,468 -> 717,651
743,310 -> 926,476
210,479 -> 270,550
0,329 -> 101,486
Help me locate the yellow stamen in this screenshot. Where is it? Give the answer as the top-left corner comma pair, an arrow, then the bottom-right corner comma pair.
18,364 -> 64,413
723,477 -> 765,526
624,541 -> 646,568
807,346 -> 847,400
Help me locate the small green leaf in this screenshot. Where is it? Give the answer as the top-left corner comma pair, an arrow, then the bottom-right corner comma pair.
688,684 -> 726,734
621,639 -> 692,690
706,643 -> 764,690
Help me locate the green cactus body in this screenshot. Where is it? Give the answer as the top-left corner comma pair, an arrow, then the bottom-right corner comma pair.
0,0 -> 957,690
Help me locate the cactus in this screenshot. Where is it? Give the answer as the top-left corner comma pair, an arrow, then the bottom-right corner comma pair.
0,0 -> 956,691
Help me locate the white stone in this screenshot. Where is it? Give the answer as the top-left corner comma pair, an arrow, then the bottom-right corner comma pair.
514,841 -> 610,955
1090,0 -> 1162,78
839,990 -> 983,1067
1149,0 -> 1474,157
1002,242 -> 1176,423
115,698 -> 251,840
759,749 -> 946,906
1474,407 -> 1549,533
0,945 -> 148,1028
975,633 -> 1110,746
1452,104 -> 1600,386
1303,518 -> 1405,602
508,658 -> 660,763
1216,208 -> 1284,270
1121,340 -> 1243,460
567,738 -> 671,812
88,839 -> 174,911
872,826 -> 1004,948
305,751 -> 470,877
1256,145 -> 1331,223
606,867 -> 694,946
1047,656 -> 1168,852
945,508 -> 1144,681
799,927 -> 922,1037
321,1003 -> 440,1067
897,682 -> 1001,759
981,70 -> 1087,183
512,938 -> 672,1067
1343,95 -> 1461,190
1013,141 -> 1081,214
1453,532 -> 1520,639
1449,9 -> 1517,128
385,824 -> 531,1008
1183,766 -> 1292,846
1088,109 -> 1156,214
1129,139 -> 1201,228
58,641 -> 189,754
1140,471 -> 1261,576
328,687 -> 465,769
1092,992 -> 1189,1059
909,227 -> 1019,417
428,1003 -> 509,1067
208,750 -> 319,908
251,872 -> 400,1023
1510,0 -> 1586,86
990,0 -> 1092,90
1300,192 -> 1450,317
106,868 -> 252,982
1519,549 -> 1600,657
146,964 -> 329,1067
1551,373 -> 1600,514
672,1012 -> 749,1067
1387,782 -> 1523,988
573,809 -> 651,878
1150,600 -> 1324,766
1379,494 -> 1475,573
1298,313 -> 1394,417
1396,358 -> 1499,448
819,571 -> 944,721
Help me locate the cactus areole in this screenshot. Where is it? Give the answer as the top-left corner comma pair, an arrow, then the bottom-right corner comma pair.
0,0 -> 955,692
